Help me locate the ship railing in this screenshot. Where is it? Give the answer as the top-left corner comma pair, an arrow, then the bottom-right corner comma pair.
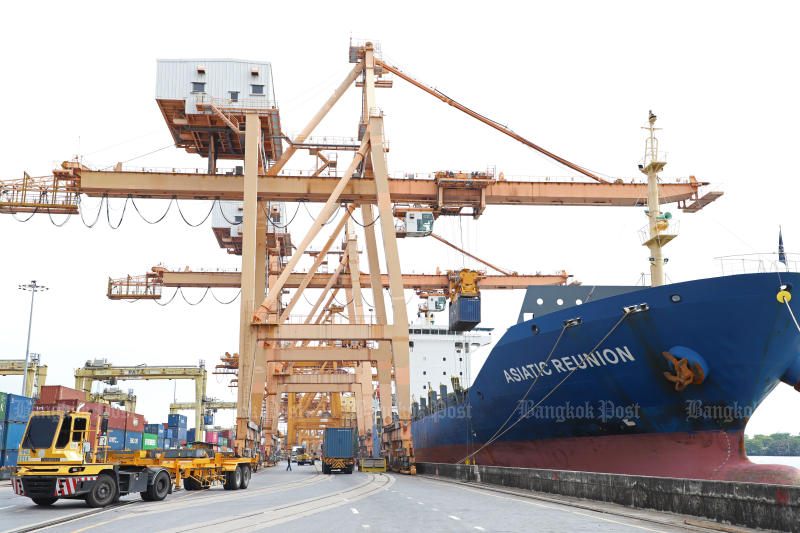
715,253 -> 800,276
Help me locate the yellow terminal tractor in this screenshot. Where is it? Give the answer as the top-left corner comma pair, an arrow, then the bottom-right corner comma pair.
12,410 -> 172,507
12,410 -> 256,507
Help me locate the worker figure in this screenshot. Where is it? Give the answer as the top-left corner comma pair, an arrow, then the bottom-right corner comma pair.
286,455 -> 292,471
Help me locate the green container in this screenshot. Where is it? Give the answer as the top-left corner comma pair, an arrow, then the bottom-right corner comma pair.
0,392 -> 7,421
142,433 -> 158,450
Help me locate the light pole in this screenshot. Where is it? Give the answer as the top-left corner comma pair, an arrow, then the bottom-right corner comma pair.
18,280 -> 48,396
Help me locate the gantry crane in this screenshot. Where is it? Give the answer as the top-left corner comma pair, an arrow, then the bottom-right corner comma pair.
88,387 -> 137,412
0,41 -> 723,469
0,357 -> 47,397
74,359 -> 207,435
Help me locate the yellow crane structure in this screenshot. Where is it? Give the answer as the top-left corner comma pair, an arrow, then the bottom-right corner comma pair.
88,387 -> 137,412
0,41 -> 723,470
74,360 -> 207,435
0,357 -> 47,397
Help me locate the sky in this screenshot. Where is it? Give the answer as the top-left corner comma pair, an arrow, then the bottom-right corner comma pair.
1,1 -> 799,437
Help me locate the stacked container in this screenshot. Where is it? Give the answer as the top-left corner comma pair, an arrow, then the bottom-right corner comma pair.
142,433 -> 158,450
167,413 -> 189,445
124,411 -> 145,451
3,393 -> 34,468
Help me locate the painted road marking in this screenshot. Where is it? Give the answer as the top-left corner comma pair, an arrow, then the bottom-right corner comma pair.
351,507 -> 359,514
432,507 -> 439,511
474,527 -> 486,531
361,525 -> 370,529
417,501 -> 424,505
449,515 -> 461,521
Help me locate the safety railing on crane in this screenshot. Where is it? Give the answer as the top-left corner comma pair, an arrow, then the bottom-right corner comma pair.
107,273 -> 164,299
0,170 -> 80,214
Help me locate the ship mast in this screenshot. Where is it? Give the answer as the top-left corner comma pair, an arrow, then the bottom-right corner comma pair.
640,111 -> 674,287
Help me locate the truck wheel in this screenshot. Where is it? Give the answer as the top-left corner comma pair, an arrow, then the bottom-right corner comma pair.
141,471 -> 171,502
346,466 -> 353,474
322,463 -> 330,474
86,473 -> 116,508
224,467 -> 242,490
239,465 -> 251,489
32,497 -> 57,506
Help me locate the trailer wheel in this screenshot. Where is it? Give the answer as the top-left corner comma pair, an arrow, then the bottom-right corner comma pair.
346,466 -> 353,474
224,466 -> 242,490
239,465 -> 251,489
32,497 -> 57,506
141,471 -> 171,502
183,477 -> 202,491
86,473 -> 116,508
322,463 -> 330,474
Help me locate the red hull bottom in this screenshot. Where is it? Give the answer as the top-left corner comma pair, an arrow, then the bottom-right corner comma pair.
415,430 -> 800,485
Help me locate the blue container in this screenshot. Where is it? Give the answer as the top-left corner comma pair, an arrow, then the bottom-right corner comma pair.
163,438 -> 172,449
322,427 -> 356,458
0,423 -> 5,451
157,438 -> 165,449
187,429 -> 196,442
4,422 -> 26,450
144,424 -> 164,436
125,431 -> 142,450
448,296 -> 481,331
5,394 -> 34,423
203,415 -> 213,426
177,428 -> 187,441
167,414 -> 187,428
3,450 -> 18,468
107,428 -> 125,450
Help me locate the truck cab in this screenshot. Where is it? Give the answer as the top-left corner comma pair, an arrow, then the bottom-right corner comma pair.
12,411 -> 171,507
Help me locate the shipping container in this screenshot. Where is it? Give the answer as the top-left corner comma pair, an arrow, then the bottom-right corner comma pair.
144,424 -> 165,437
0,423 -> 4,451
4,422 -> 26,450
39,385 -> 86,404
220,429 -> 233,439
0,392 -> 7,420
125,412 -> 146,432
142,433 -> 158,450
203,414 -> 213,425
448,296 -> 481,331
3,449 -> 18,468
107,428 -> 125,450
322,427 -> 357,458
205,431 -> 218,444
157,437 -> 165,449
163,438 -> 172,449
167,414 -> 187,428
5,394 -> 34,423
125,432 -> 142,450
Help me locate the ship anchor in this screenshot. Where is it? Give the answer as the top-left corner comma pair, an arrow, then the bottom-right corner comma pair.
662,350 -> 706,391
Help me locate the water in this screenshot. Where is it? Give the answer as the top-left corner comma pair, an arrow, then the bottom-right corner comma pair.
749,456 -> 800,469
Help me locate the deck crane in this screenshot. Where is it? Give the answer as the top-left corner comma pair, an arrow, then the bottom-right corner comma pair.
74,359 -> 207,437
0,357 -> 47,397
0,42 -> 724,469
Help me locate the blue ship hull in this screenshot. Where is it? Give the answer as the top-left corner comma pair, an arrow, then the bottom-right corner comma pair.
411,273 -> 800,483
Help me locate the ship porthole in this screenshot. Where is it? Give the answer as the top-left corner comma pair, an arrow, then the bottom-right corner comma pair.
536,298 -> 544,305
556,298 -> 564,306
531,324 -> 539,334
575,299 -> 583,305
670,294 -> 681,303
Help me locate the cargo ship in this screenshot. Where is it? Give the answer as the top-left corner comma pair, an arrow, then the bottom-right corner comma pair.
410,114 -> 800,484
